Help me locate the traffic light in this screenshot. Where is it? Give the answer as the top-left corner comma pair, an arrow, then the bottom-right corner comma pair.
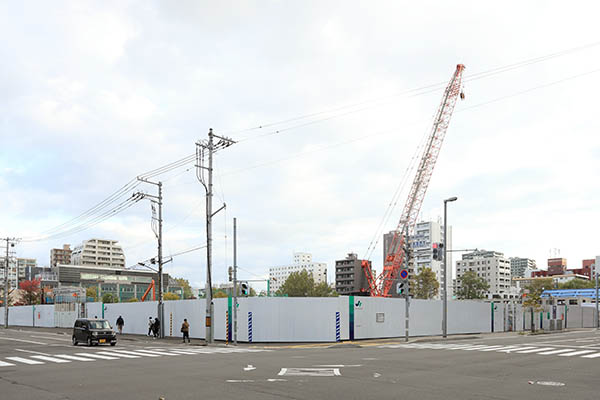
241,282 -> 249,296
396,281 -> 407,296
432,243 -> 439,260
438,243 -> 444,262
228,266 -> 233,282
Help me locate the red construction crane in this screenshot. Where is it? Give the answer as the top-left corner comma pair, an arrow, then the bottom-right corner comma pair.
363,64 -> 466,297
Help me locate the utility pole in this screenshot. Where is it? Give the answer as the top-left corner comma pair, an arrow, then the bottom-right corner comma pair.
594,257 -> 600,330
3,238 -> 18,329
443,196 -> 457,339
196,128 -> 235,343
233,217 -> 238,345
404,224 -> 410,342
134,179 -> 164,337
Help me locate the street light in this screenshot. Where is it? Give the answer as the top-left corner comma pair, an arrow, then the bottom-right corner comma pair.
443,196 -> 458,338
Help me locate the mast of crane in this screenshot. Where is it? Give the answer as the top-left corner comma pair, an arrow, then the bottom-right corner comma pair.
363,64 -> 465,297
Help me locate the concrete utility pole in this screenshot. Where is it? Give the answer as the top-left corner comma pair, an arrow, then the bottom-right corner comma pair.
134,179 -> 164,338
442,196 -> 457,338
196,128 -> 235,343
594,258 -> 600,330
233,217 -> 238,345
3,238 -> 17,329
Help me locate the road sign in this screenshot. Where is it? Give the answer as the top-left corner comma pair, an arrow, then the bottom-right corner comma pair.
400,269 -> 408,280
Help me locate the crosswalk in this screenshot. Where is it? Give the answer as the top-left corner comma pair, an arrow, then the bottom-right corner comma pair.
379,342 -> 600,360
0,346 -> 270,368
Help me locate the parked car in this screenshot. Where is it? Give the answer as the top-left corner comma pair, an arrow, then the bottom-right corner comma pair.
72,318 -> 117,346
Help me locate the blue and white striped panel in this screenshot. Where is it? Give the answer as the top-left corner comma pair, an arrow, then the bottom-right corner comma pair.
248,312 -> 253,343
335,312 -> 341,342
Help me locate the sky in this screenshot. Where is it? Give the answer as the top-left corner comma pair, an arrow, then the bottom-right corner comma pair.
1,1 -> 600,291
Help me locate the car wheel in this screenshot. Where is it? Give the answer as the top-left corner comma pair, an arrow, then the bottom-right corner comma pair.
72,336 -> 78,346
87,337 -> 92,347
110,342 -> 116,346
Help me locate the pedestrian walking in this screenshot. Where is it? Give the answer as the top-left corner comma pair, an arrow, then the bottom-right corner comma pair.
153,317 -> 160,338
147,317 -> 153,336
116,315 -> 124,334
181,319 -> 190,343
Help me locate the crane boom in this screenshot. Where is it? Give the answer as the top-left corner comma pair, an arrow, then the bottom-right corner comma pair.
363,64 -> 465,297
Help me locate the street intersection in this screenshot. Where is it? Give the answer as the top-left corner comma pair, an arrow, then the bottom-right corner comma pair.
1,327 -> 599,399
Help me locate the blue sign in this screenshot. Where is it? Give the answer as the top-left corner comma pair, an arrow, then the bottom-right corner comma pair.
400,269 -> 408,280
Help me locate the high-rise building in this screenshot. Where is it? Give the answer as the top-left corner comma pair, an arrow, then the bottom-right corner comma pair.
509,257 -> 537,278
51,244 -> 72,267
71,239 -> 126,268
268,252 -> 327,293
455,250 -> 513,299
335,253 -> 372,296
0,257 -> 37,286
383,220 -> 452,299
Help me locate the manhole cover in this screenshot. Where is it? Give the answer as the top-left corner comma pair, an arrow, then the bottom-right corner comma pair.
536,381 -> 565,387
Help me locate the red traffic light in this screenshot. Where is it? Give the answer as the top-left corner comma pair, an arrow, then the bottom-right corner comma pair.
432,243 -> 438,249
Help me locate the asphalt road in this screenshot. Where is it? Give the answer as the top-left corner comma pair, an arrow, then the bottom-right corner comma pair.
1,327 -> 599,400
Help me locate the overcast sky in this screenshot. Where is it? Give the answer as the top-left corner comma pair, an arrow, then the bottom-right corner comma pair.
1,1 -> 599,290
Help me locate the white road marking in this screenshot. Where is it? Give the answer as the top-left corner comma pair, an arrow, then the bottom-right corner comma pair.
0,360 -> 15,367
267,379 -> 287,382
479,346 -> 519,352
373,373 -> 381,378
461,345 -> 495,351
6,356 -> 44,365
76,353 -> 118,360
226,380 -> 254,383
0,337 -> 47,345
497,347 -> 536,353
168,350 -> 198,355
538,349 -> 575,355
313,364 -> 362,367
279,367 -> 341,377
581,353 -> 600,358
517,347 -> 555,354
14,348 -> 51,356
30,355 -> 71,363
54,354 -> 95,361
132,349 -> 178,356
244,364 -> 256,371
96,351 -> 140,359
558,350 -> 596,357
30,335 -> 71,342
110,350 -> 159,357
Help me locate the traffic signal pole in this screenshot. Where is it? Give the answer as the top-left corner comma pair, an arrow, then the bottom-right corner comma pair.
233,217 -> 238,345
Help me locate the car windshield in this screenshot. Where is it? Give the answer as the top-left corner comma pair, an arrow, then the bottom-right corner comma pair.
88,320 -> 111,329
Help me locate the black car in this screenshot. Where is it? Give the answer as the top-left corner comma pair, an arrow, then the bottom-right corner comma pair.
72,318 -> 117,346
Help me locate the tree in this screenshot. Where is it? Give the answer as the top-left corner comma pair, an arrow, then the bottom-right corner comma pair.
86,287 -> 98,301
163,292 -> 180,300
175,278 -> 194,299
277,270 -> 314,297
19,278 -> 41,305
249,287 -> 257,297
276,270 -> 338,297
523,278 -> 553,311
411,268 -> 439,299
456,271 -> 490,300
311,282 -> 338,297
126,297 -> 139,302
558,279 -> 595,290
102,293 -> 118,303
213,290 -> 228,298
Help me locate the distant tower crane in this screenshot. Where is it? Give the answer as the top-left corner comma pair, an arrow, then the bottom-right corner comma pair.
363,64 -> 466,297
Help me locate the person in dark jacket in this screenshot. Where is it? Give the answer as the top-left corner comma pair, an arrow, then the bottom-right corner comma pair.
116,316 -> 124,334
181,319 -> 190,343
153,317 -> 160,338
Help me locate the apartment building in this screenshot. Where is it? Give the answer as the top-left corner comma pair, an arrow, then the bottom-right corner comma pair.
71,239 -> 126,268
509,257 -> 537,278
335,253 -> 372,296
268,252 -> 327,292
50,244 -> 72,267
455,250 -> 512,299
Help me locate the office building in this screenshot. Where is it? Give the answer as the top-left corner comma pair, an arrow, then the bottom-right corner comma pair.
383,220 -> 452,299
509,257 -> 537,278
0,257 -> 37,287
71,239 -> 126,268
268,252 -> 327,292
51,244 -> 72,267
455,250 -> 513,299
335,253 -> 372,296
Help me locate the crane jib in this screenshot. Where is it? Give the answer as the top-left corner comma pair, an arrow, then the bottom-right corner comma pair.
365,64 -> 465,297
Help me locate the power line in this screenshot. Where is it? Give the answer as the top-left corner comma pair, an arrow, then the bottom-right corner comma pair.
228,40 -> 600,141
